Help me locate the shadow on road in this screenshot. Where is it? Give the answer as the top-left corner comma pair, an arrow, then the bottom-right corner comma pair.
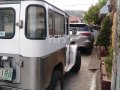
64,71 -> 79,78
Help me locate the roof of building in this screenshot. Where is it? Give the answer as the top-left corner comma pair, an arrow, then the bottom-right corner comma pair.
69,16 -> 80,22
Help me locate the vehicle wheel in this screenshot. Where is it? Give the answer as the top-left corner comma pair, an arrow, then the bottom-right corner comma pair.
71,50 -> 81,73
47,70 -> 63,90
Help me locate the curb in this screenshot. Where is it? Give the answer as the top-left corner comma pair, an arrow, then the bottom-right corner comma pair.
89,46 -> 102,90
89,69 -> 101,90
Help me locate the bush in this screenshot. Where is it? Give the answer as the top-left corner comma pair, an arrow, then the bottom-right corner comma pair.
96,16 -> 111,47
104,47 -> 113,78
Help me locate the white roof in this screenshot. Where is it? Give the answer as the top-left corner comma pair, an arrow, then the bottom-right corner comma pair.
100,5 -> 109,14
99,0 -> 110,15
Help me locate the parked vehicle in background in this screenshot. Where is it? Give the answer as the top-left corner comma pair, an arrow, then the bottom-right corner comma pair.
0,0 -> 81,90
92,25 -> 100,44
69,23 -> 94,53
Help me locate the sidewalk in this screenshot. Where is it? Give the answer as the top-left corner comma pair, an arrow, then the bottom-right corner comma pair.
88,46 -> 111,90
88,47 -> 101,90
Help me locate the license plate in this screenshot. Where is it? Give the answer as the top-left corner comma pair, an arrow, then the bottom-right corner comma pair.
0,68 -> 13,81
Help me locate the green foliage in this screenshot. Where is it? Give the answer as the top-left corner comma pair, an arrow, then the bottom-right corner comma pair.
96,16 -> 111,46
104,47 -> 113,78
83,1 -> 106,24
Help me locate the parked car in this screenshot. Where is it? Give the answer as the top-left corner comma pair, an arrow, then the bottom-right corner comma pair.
91,25 -> 100,44
69,23 -> 94,53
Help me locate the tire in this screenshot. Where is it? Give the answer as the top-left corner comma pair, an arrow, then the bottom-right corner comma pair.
71,50 -> 81,73
47,70 -> 63,90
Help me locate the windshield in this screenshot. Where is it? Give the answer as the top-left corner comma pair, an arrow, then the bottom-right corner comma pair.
0,8 -> 15,39
70,24 -> 89,31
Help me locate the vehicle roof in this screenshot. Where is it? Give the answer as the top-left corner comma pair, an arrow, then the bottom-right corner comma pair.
70,23 -> 87,24
69,23 -> 89,25
0,0 -> 69,17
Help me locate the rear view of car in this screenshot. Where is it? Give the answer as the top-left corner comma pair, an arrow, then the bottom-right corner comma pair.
70,23 -> 94,53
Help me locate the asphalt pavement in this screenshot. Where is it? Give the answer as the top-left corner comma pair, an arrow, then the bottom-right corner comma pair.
64,51 -> 94,90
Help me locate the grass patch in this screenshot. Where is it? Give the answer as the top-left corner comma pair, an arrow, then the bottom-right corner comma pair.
104,47 -> 113,79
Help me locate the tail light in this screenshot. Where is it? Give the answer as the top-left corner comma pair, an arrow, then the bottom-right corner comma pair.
80,32 -> 91,36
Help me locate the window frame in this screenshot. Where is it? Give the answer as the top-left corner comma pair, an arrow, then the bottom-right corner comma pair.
25,4 -> 47,40
0,8 -> 15,39
66,17 -> 69,35
48,9 -> 55,37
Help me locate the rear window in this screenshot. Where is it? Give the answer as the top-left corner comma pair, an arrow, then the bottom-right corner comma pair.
26,5 -> 46,39
0,8 -> 15,39
70,24 -> 89,31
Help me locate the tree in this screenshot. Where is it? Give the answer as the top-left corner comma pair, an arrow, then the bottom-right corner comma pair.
83,1 -> 106,25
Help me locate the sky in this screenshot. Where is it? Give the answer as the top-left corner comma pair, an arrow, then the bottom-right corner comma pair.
46,0 -> 99,11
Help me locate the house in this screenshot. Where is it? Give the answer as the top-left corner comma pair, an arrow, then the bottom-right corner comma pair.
69,16 -> 82,23
65,10 -> 84,23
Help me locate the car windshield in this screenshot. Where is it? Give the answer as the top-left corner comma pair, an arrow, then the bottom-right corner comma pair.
70,24 -> 89,31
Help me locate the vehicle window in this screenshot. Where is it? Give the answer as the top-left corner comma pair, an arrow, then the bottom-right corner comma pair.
26,5 -> 46,39
92,26 -> 98,30
54,12 -> 64,35
70,24 -> 89,31
48,9 -> 54,36
0,9 -> 15,39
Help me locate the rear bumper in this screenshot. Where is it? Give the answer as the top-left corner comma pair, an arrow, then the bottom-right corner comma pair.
76,40 -> 92,48
0,86 -> 24,90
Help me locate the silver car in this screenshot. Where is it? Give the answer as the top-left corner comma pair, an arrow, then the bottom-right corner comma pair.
70,23 -> 94,53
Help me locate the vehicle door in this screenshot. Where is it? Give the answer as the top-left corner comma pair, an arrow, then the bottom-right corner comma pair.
0,3 -> 21,83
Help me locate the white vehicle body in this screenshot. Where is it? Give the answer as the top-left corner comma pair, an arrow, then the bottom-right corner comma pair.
0,0 -> 81,90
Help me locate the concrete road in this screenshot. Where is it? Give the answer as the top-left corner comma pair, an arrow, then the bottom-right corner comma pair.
64,52 -> 93,90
